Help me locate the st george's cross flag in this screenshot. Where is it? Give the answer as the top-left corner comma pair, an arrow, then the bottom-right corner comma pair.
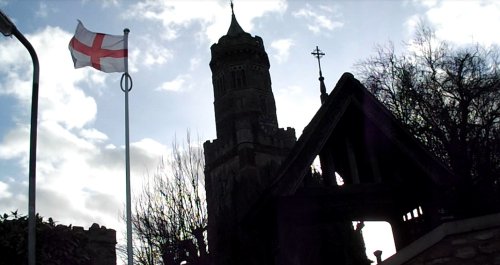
68,20 -> 127,73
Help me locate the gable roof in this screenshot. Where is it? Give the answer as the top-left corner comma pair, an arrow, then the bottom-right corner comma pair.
269,72 -> 455,197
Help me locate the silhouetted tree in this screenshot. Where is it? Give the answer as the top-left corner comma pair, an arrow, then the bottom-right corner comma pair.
356,23 -> 500,216
0,211 -> 90,265
132,132 -> 208,265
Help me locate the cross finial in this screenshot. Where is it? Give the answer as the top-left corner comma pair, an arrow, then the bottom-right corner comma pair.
311,46 -> 325,77
311,46 -> 328,104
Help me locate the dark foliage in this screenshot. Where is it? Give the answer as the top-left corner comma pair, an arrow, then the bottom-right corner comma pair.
356,24 -> 500,216
0,211 -> 90,265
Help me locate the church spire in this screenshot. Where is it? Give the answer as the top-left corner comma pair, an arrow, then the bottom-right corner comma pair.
311,46 -> 328,104
226,0 -> 246,36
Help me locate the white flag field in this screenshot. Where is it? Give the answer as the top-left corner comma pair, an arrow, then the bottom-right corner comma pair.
68,20 -> 127,73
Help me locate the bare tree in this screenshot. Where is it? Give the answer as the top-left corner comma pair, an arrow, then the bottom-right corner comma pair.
356,23 -> 500,216
133,132 -> 208,265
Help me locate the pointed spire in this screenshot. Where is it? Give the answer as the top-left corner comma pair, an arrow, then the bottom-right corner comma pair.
227,0 -> 246,36
311,46 -> 328,104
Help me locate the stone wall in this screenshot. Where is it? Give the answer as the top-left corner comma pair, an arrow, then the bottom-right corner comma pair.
406,227 -> 500,264
382,213 -> 500,265
73,223 -> 117,265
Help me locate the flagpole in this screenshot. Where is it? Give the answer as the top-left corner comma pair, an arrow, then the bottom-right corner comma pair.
121,27 -> 134,265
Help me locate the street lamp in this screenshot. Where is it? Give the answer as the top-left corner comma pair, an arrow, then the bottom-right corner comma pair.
0,9 -> 39,265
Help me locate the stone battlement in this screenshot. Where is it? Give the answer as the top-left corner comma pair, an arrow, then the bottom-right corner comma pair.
71,223 -> 117,265
71,223 -> 117,244
204,126 -> 296,167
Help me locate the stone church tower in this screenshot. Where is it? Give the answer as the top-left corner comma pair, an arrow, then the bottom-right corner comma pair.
204,4 -> 296,265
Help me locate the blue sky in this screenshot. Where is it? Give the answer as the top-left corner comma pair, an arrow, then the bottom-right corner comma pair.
1,0 -> 499,263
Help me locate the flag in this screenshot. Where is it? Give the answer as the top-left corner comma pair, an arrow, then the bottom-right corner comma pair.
68,20 -> 127,73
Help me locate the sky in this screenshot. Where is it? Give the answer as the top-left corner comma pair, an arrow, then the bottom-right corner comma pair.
1,0 -> 499,263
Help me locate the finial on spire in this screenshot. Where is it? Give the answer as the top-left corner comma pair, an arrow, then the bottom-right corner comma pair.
311,46 -> 328,104
226,0 -> 245,36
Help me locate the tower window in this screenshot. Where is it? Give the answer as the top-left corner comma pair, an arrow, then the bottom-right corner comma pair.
214,75 -> 226,98
232,69 -> 246,90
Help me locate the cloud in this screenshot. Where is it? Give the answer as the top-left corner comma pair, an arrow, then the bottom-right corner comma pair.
274,84 -> 319,134
84,190 -> 121,214
156,74 -> 192,92
0,25 -> 171,239
101,0 -> 120,8
127,0 -> 287,43
278,85 -> 302,96
292,3 -> 344,34
35,1 -> 57,18
81,0 -> 119,8
0,26 -> 99,129
410,0 -> 438,8
271,38 -> 294,63
127,48 -> 140,73
408,0 -> 500,45
190,57 -> 201,71
80,128 -> 109,142
138,37 -> 174,67
36,2 -> 48,17
0,125 -> 29,161
0,181 -> 12,199
130,138 -> 168,170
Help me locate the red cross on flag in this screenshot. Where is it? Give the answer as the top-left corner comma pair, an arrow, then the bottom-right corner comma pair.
68,20 -> 127,73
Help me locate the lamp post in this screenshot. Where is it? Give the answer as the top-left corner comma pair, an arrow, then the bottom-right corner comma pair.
0,10 -> 39,265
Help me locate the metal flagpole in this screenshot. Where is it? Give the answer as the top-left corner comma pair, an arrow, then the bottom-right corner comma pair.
120,28 -> 134,265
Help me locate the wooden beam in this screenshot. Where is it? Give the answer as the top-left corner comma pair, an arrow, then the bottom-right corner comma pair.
345,138 -> 360,184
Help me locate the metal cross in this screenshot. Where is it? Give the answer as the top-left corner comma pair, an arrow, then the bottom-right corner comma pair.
311,46 -> 325,77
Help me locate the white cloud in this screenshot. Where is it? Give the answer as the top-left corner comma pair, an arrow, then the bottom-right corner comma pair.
293,3 -> 344,34
35,1 -> 57,18
0,125 -> 29,160
412,0 -> 438,8
156,74 -> 192,92
0,25 -> 172,241
275,84 -> 318,134
101,0 -> 120,8
131,138 -> 168,170
127,48 -> 140,73
81,0 -> 120,8
0,26 -> 100,129
278,85 -> 302,95
80,128 -> 109,142
0,181 -> 12,199
408,0 -> 500,45
138,37 -> 174,67
143,49 -> 172,66
271,38 -> 294,63
36,2 -> 48,17
127,0 -> 287,43
190,57 -> 201,71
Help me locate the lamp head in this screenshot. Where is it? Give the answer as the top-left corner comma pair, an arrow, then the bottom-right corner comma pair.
0,9 -> 14,36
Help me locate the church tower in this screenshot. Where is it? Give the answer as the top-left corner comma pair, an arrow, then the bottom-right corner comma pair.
204,3 -> 296,265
